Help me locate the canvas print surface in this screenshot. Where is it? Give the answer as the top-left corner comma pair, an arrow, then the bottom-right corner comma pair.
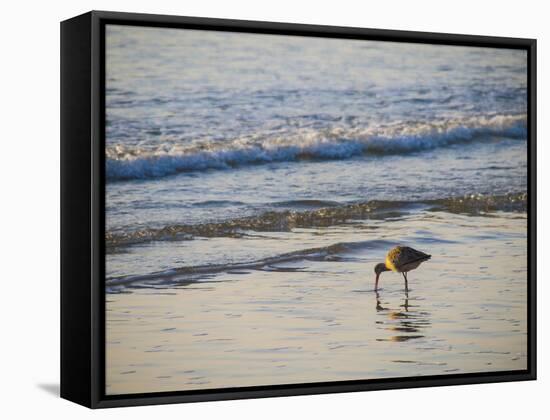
105,25 -> 528,395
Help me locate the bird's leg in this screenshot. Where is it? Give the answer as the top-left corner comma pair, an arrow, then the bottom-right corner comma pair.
403,272 -> 408,292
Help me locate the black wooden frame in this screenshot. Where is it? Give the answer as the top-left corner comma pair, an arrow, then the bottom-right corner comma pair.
61,10 -> 537,408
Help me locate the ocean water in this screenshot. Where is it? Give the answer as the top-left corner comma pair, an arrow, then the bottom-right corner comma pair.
104,25 -> 528,394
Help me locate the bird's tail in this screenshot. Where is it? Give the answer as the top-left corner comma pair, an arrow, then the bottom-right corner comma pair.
410,254 -> 431,264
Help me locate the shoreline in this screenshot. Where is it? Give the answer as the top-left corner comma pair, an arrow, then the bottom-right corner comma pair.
106,211 -> 527,395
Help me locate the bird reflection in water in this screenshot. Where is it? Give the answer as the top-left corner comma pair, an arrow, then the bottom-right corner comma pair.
375,291 -> 431,342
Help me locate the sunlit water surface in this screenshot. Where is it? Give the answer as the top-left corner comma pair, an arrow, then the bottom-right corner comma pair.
104,26 -> 528,394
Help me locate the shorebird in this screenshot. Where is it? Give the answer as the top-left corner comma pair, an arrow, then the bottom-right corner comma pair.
374,246 -> 431,291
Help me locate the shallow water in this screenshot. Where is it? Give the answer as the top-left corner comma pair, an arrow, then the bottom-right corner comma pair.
106,211 -> 527,394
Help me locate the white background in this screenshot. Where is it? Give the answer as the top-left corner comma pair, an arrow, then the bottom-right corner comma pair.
1,0 -> 546,417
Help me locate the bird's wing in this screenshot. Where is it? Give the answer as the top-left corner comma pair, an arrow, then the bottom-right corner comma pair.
386,246 -> 431,271
401,247 -> 431,265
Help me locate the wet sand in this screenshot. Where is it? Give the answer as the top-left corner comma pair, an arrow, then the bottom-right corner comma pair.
106,211 -> 527,395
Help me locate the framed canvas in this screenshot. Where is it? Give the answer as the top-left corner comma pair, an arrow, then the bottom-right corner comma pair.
60,11 -> 536,408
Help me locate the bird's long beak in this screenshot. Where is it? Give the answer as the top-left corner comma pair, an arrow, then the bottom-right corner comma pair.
375,273 -> 380,291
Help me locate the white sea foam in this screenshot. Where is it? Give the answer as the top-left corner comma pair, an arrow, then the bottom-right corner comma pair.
106,114 -> 526,181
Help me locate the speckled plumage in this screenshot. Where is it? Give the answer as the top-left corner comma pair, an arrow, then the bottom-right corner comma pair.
385,246 -> 431,273
375,246 -> 431,291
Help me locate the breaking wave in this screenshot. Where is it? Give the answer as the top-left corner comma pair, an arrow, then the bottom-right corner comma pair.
106,114 -> 526,181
